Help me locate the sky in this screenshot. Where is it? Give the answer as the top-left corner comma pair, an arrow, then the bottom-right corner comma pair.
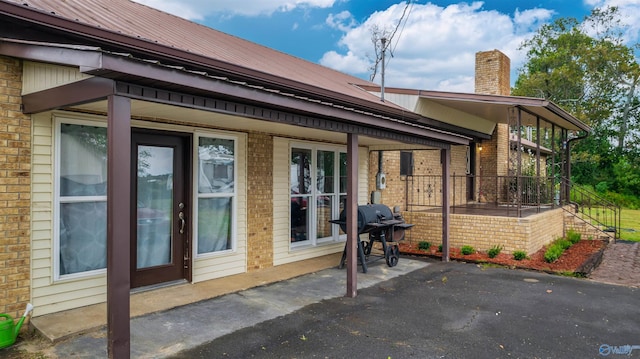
131,0 -> 640,93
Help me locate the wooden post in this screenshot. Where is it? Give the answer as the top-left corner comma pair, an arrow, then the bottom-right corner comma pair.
346,133 -> 359,297
107,95 -> 131,358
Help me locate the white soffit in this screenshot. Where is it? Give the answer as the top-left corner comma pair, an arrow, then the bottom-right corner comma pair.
416,98 -> 496,135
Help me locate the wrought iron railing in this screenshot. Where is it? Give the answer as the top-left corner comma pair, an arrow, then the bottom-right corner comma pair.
560,177 -> 621,241
403,174 -> 620,239
405,174 -> 558,217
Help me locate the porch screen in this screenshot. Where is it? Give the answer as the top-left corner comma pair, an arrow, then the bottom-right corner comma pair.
58,123 -> 108,276
197,137 -> 235,254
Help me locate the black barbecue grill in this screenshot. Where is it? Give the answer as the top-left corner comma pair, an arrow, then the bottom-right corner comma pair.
330,204 -> 413,273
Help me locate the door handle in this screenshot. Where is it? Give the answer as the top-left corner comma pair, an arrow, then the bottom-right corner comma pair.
178,211 -> 185,234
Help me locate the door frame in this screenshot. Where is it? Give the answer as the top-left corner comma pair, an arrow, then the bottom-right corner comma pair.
130,129 -> 193,288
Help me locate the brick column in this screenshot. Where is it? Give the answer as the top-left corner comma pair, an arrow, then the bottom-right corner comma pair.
475,50 -> 511,203
0,56 -> 31,318
246,132 -> 273,271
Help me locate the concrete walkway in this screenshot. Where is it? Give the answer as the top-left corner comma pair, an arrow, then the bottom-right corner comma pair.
13,257 -> 428,358
588,240 -> 640,287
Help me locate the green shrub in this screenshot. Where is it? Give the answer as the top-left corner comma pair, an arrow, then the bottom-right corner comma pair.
438,244 -> 443,252
417,241 -> 431,251
544,244 -> 564,263
513,250 -> 528,261
461,245 -> 475,255
487,245 -> 503,258
557,239 -> 572,250
566,229 -> 581,244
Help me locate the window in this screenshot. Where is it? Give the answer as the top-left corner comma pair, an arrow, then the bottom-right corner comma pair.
291,144 -> 346,246
400,151 -> 413,176
56,121 -> 108,278
196,135 -> 236,255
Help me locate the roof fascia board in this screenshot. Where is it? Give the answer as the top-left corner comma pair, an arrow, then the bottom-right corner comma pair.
8,42 -> 468,145
0,38 -> 103,69
22,76 -> 115,113
95,55 -> 470,145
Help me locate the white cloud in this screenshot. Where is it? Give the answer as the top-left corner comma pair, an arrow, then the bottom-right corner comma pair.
326,11 -> 357,32
132,0 -> 338,19
583,0 -> 640,43
320,1 -> 551,92
514,8 -> 555,32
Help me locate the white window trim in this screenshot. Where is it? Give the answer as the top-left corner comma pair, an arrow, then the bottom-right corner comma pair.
193,132 -> 238,259
53,116 -> 108,282
290,142 -> 346,250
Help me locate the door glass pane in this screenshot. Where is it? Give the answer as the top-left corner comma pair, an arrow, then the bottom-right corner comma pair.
137,145 -> 173,268
197,197 -> 232,253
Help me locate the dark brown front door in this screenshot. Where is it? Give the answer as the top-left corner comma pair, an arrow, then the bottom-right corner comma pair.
131,130 -> 191,288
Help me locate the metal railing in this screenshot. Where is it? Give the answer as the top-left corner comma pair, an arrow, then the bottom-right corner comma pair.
560,177 -> 621,241
405,174 -> 558,217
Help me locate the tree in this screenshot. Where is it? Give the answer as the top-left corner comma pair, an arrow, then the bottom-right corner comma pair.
513,7 -> 640,197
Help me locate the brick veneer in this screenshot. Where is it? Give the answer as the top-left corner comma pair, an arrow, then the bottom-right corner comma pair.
246,132 -> 274,271
403,208 -> 563,255
368,147 -> 469,209
476,50 -> 511,203
475,50 -> 511,96
0,56 -> 31,318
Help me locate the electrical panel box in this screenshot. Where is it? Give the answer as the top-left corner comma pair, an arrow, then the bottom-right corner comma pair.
376,172 -> 386,190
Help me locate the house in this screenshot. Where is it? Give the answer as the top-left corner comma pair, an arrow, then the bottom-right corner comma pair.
0,0 -> 591,356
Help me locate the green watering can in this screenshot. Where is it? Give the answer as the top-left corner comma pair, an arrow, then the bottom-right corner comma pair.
0,303 -> 33,349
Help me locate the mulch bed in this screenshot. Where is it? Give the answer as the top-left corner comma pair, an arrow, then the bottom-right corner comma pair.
398,239 -> 609,276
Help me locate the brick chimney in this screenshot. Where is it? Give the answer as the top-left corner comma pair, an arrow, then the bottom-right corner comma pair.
475,50 -> 510,96
475,50 -> 511,201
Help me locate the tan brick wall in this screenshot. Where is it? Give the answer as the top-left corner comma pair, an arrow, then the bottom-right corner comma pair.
403,208 -> 563,255
369,147 -> 469,209
0,56 -> 31,318
246,132 -> 274,271
479,123 -> 510,202
475,50 -> 510,96
476,50 -> 511,203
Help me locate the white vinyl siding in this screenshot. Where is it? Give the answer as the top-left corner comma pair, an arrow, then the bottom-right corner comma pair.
32,111 -> 109,316
30,110 -> 248,315
273,137 -> 369,266
192,132 -> 247,283
22,61 -> 92,95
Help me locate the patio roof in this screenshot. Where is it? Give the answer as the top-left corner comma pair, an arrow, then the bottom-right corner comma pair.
359,86 -> 592,135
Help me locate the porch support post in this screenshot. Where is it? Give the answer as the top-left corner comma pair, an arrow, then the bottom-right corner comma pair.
516,108 -> 522,215
441,147 -> 450,262
551,124 -> 557,207
346,133 -> 359,297
536,117 -> 541,210
107,95 -> 131,358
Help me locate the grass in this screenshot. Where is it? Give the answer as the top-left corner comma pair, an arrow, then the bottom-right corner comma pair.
620,208 -> 640,242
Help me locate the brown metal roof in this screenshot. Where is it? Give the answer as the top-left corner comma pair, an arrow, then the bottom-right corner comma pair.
0,0 -> 387,109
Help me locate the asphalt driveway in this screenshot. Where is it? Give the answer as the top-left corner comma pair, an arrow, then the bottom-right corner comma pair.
172,259 -> 639,359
